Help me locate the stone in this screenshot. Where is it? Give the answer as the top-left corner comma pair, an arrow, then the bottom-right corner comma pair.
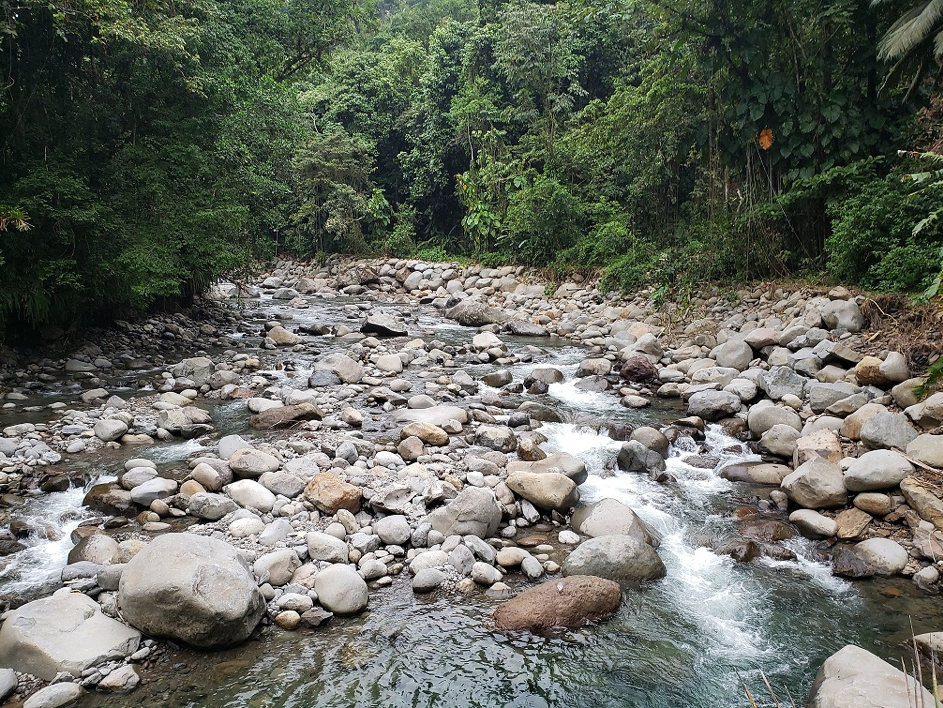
747,404 -> 802,436
258,471 -> 305,499
475,426 -> 517,453
425,486 -> 502,538
493,575 -> 621,632
758,425 -> 800,458
719,462 -> 791,484
412,568 -> 446,593
471,561 -> 502,586
571,498 -> 659,546
67,533 -> 118,565
843,450 -> 914,492
445,300 -> 508,327
119,534 -> 264,648
188,492 -> 238,521
302,470 -> 363,512
854,538 -> 909,576
793,429 -> 843,467
23,684 -> 84,708
616,440 -> 667,474
306,532 -> 349,563
374,515 -> 411,545
687,390 -> 741,421
229,448 -> 280,477
835,508 -> 872,539
712,338 -> 753,370
401,422 -> 449,446
761,366 -> 808,400
314,353 -> 364,383
840,403 -> 886,440
254,549 -> 301,586
375,354 -> 403,374
94,419 -> 128,442
190,462 -> 232,491
267,325 -> 299,346
506,471 -> 578,512
855,353 -> 910,388
907,434 -> 943,468
0,589 -> 140,681
860,412 -> 918,451
853,492 -> 893,516
0,668 -> 15,702
249,403 -> 323,430
562,535 -> 666,585
507,452 -> 588,485
900,478 -> 943,531
313,564 -> 368,614
362,313 -> 407,337
781,458 -> 847,509
821,300 -> 863,332
226,479 -> 277,513
128,477 -> 177,507
98,664 -> 141,693
807,645 -> 935,708
620,355 -> 658,384
789,509 -> 838,539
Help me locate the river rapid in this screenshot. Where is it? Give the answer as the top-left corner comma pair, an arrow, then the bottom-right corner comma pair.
1,287 -> 940,708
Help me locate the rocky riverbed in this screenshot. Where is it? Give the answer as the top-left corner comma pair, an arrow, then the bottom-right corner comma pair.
0,256 -> 941,707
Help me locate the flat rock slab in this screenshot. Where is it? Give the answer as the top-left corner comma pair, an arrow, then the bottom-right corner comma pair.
493,575 -> 621,632
807,644 -> 934,707
249,403 -> 323,430
0,588 -> 140,681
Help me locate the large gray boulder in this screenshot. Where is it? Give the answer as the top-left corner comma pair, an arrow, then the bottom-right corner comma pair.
314,353 -> 363,383
118,533 -> 265,648
0,588 -> 140,681
820,300 -> 864,333
424,486 -> 502,538
507,452 -> 588,485
616,441 -> 666,474
748,403 -> 803,437
313,565 -> 368,614
860,412 -> 919,451
687,390 -> 741,421
361,312 -> 407,337
506,471 -> 578,512
781,458 -> 847,509
170,356 -> 214,386
807,644 -> 934,708
761,366 -> 808,400
562,535 -> 666,585
843,450 -> 914,492
445,300 -> 508,327
571,498 -> 660,546
711,338 -> 753,371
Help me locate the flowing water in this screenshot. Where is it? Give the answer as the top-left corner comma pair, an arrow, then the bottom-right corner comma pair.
2,293 -> 941,707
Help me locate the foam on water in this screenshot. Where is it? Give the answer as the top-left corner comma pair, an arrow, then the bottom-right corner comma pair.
0,483 -> 97,598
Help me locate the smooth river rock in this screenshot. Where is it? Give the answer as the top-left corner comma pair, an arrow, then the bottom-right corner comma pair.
493,575 -> 622,632
118,533 -> 265,648
807,644 -> 935,708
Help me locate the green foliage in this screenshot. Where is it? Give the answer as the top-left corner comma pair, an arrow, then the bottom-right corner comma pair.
827,172 -> 943,291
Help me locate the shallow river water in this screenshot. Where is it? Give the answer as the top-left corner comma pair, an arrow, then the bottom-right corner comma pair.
2,292 -> 940,708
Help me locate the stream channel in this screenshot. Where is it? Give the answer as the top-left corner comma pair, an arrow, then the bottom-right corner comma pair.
1,291 -> 940,708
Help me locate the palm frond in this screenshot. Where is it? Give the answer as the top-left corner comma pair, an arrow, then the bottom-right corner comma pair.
878,0 -> 943,60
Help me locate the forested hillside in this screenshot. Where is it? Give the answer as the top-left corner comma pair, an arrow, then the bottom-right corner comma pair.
2,0 -> 942,332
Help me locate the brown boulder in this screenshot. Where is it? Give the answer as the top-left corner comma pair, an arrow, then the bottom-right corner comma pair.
250,403 -> 323,430
303,473 -> 361,514
493,575 -> 621,632
620,355 -> 658,384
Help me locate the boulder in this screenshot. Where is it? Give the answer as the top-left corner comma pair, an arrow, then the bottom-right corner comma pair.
306,532 -> 349,563
314,353 -> 364,383
507,452 -> 588,485
118,534 -> 264,648
226,479 -> 276,513
23,684 -> 84,708
445,300 -> 508,327
425,486 -> 502,538
361,312 -> 407,337
313,565 -> 368,614
229,448 -> 280,478
0,589 -> 140,681
712,338 -> 753,371
900,477 -> 943,531
687,390 -> 741,421
475,426 -> 517,453
128,477 -> 177,507
401,422 -> 449,446
249,403 -> 323,430
789,509 -> 838,539
188,492 -> 238,521
616,441 -> 667,474
781,458 -> 847,509
492,575 -> 621,631
907,434 -> 943,468
94,419 -> 128,442
843,450 -> 913,492
747,404 -> 802,437
374,515 -> 411,545
807,645 -> 935,708
860,412 -> 918,451
303,473 -> 361,514
562,535 -> 666,585
253,549 -> 301,586
571,498 -> 660,546
620,355 -> 658,384
506,471 -> 578,512
820,300 -> 863,332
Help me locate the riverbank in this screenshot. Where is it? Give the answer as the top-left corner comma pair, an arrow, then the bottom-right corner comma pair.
0,256 -> 940,707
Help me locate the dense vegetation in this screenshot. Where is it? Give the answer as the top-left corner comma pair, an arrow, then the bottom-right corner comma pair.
2,0 -> 942,333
